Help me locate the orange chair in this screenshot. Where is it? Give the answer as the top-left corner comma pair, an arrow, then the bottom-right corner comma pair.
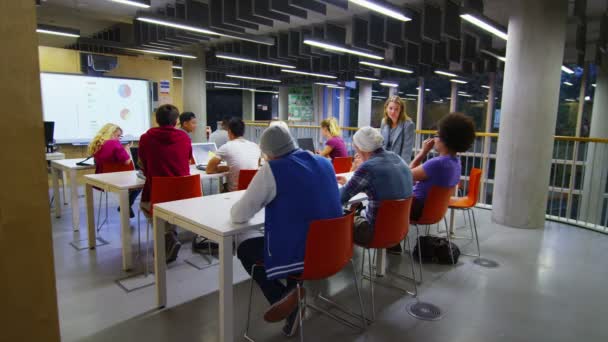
410,186 -> 454,283
94,161 -> 136,232
356,198 -> 416,320
244,211 -> 366,341
332,156 -> 353,174
447,168 -> 482,257
237,169 -> 258,190
139,175 -> 203,274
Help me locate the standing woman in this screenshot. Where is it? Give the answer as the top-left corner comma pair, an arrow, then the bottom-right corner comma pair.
380,95 -> 415,163
88,123 -> 140,217
318,117 -> 348,160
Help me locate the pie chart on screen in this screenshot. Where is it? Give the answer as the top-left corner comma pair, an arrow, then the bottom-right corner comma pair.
118,84 -> 132,98
120,108 -> 130,120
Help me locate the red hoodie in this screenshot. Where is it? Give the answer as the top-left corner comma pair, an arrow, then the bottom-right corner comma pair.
138,126 -> 192,202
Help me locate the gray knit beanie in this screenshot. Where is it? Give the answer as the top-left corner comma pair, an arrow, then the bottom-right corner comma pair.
260,125 -> 297,158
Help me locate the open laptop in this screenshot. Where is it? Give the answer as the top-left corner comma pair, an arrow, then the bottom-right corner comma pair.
192,142 -> 218,170
297,138 -> 315,153
129,147 -> 140,170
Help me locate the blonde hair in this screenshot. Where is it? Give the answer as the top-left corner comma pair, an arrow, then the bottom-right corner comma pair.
320,117 -> 340,137
382,95 -> 411,126
88,123 -> 122,156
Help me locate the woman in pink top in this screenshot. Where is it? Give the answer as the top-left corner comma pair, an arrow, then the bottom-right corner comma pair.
318,117 -> 348,160
88,123 -> 140,217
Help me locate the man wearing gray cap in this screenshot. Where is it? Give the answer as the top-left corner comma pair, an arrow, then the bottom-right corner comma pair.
231,125 -> 342,337
338,126 -> 413,245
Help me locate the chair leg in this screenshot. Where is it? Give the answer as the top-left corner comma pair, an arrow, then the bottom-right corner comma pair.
350,259 -> 367,329
297,283 -> 305,342
471,209 -> 481,258
244,264 -> 258,342
406,236 -> 418,298
415,225 -> 423,284
368,248 -> 375,321
445,226 -> 456,265
145,221 -> 150,276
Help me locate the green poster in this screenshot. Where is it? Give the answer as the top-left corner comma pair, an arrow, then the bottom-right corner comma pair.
288,87 -> 313,121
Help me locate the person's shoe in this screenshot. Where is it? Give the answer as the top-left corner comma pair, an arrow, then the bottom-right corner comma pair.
165,232 -> 181,264
264,287 -> 305,322
192,236 -> 219,254
282,306 -> 304,337
387,243 -> 403,255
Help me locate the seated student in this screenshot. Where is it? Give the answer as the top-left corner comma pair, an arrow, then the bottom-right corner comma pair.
88,123 -> 140,218
177,112 -> 198,140
337,127 -> 413,245
138,104 -> 192,263
206,118 -> 260,192
388,112 -> 475,253
231,125 -> 343,337
209,116 -> 230,148
318,117 -> 348,160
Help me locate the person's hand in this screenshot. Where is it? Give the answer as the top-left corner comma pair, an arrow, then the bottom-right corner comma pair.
422,138 -> 435,153
351,153 -> 363,170
336,176 -> 347,185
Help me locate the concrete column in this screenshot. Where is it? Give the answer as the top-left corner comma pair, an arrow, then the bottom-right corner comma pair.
450,82 -> 458,112
242,90 -> 254,121
492,0 -> 568,228
579,61 -> 608,225
278,86 -> 288,121
1,1 -> 61,341
326,87 -> 333,119
338,88 -> 346,126
357,81 -> 372,127
479,72 -> 496,204
415,77 -> 424,149
182,47 -> 206,142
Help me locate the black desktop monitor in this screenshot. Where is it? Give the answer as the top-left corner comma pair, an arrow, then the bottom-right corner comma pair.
44,121 -> 55,152
297,138 -> 315,153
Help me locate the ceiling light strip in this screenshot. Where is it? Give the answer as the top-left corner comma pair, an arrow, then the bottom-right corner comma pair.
303,39 -> 384,60
360,61 -> 413,74
216,52 -> 295,69
226,74 -> 281,83
349,0 -> 412,22
282,69 -> 337,79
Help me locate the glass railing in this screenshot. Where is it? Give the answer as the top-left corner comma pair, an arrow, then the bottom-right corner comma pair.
244,121 -> 608,234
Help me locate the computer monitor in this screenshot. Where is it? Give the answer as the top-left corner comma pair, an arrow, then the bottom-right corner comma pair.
44,121 -> 55,152
129,147 -> 140,170
192,142 -> 218,166
297,138 -> 315,153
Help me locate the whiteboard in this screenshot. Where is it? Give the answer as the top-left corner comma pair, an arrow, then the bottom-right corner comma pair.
40,73 -> 151,143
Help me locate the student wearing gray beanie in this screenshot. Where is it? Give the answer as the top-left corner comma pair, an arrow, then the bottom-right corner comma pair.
230,123 -> 343,336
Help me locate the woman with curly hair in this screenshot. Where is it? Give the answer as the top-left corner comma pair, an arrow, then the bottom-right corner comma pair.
88,123 -> 139,217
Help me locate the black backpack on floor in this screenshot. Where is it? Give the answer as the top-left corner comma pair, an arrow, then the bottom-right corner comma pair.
413,236 -> 460,265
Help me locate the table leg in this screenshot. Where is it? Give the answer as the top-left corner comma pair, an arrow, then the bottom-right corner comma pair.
154,214 -> 168,308
62,170 -> 68,205
70,169 -> 80,231
219,236 -> 234,342
86,184 -> 96,249
119,190 -> 133,271
52,165 -> 61,218
376,249 -> 387,277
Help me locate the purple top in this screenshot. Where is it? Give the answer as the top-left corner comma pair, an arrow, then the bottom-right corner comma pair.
412,155 -> 461,201
326,136 -> 348,160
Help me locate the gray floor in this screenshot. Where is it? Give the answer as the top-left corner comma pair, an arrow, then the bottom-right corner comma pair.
50,184 -> 608,342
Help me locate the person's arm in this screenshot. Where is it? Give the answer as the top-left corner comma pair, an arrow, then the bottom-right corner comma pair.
410,165 -> 428,182
409,138 -> 434,169
401,121 -> 415,163
206,156 -> 229,174
138,137 -> 146,173
318,145 -> 334,157
113,141 -> 131,165
339,167 -> 370,205
231,164 -> 276,223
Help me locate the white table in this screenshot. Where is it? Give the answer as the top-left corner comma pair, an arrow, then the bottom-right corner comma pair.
84,166 -> 227,271
51,159 -> 95,231
46,152 -> 65,160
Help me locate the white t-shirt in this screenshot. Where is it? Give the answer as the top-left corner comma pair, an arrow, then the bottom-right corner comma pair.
209,129 -> 229,148
215,137 -> 261,191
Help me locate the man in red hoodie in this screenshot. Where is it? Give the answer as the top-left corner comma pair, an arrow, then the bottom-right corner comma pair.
139,104 -> 192,263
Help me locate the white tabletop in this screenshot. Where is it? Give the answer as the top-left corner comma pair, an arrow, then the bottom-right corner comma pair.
51,158 -> 95,170
45,152 -> 65,160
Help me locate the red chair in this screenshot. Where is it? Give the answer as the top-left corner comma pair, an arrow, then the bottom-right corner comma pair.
94,161 -> 135,233
410,186 -> 454,283
139,175 -> 203,274
332,156 -> 353,174
447,168 -> 482,257
356,198 -> 416,320
244,211 -> 366,342
237,169 -> 258,190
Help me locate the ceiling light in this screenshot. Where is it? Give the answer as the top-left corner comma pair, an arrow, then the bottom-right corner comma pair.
173,76 -> 182,80
304,39 -> 384,60
458,93 -> 472,97
481,49 -> 506,62
469,100 -> 483,103
404,98 -> 417,101
398,91 -> 404,94
372,96 -> 386,99
206,81 -> 239,86
36,24 -> 80,38
226,74 -> 281,83
460,13 -> 508,40
451,79 -> 468,84
561,66 -> 575,74
563,81 -> 573,86
380,82 -> 398,87
360,61 -> 413,74
405,93 -> 418,97
433,100 -> 444,104
355,76 -> 379,81
372,90 -> 379,92
481,85 -> 490,89
254,89 -> 279,94
434,70 -> 458,77
585,96 -> 591,101
592,83 -> 596,87
372,98 -> 383,101
127,48 -> 197,59
349,0 -> 411,22
216,52 -> 295,69
281,69 -> 337,79
416,87 -> 431,91
172,65 -> 183,70
111,0 -> 150,8
315,82 -> 345,89
213,86 -> 278,94
565,98 -> 576,102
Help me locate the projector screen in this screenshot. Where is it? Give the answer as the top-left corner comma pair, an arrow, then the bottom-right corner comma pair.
40,73 -> 151,143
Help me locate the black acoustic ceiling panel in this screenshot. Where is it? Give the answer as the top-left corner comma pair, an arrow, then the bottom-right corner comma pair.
288,30 -> 302,58
278,32 -> 296,60
434,41 -> 448,67
223,0 -> 259,30
463,33 -> 477,61
385,18 -> 403,46
254,0 -> 290,23
324,22 -> 346,45
422,4 -> 442,42
420,41 -> 434,66
185,0 -> 210,27
448,38 -> 461,63
403,9 -> 421,44
394,46 -> 407,66
352,16 -> 370,50
300,28 -> 321,57
442,0 -> 461,40
407,42 -> 420,66
317,0 -> 348,10
368,13 -> 388,49
289,0 -> 327,15
237,0 -> 274,26
270,0 -> 307,19
209,0 -> 246,33
462,60 -> 473,74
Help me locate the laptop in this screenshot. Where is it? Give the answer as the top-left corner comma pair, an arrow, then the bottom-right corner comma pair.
192,142 -> 218,170
297,138 -> 315,153
129,147 -> 140,170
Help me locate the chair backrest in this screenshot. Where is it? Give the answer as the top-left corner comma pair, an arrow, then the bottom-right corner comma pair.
413,186 -> 453,225
299,211 -> 355,280
149,175 -> 203,215
99,161 -> 135,173
366,198 -> 413,249
466,168 -> 482,205
237,169 -> 258,190
332,156 -> 353,174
